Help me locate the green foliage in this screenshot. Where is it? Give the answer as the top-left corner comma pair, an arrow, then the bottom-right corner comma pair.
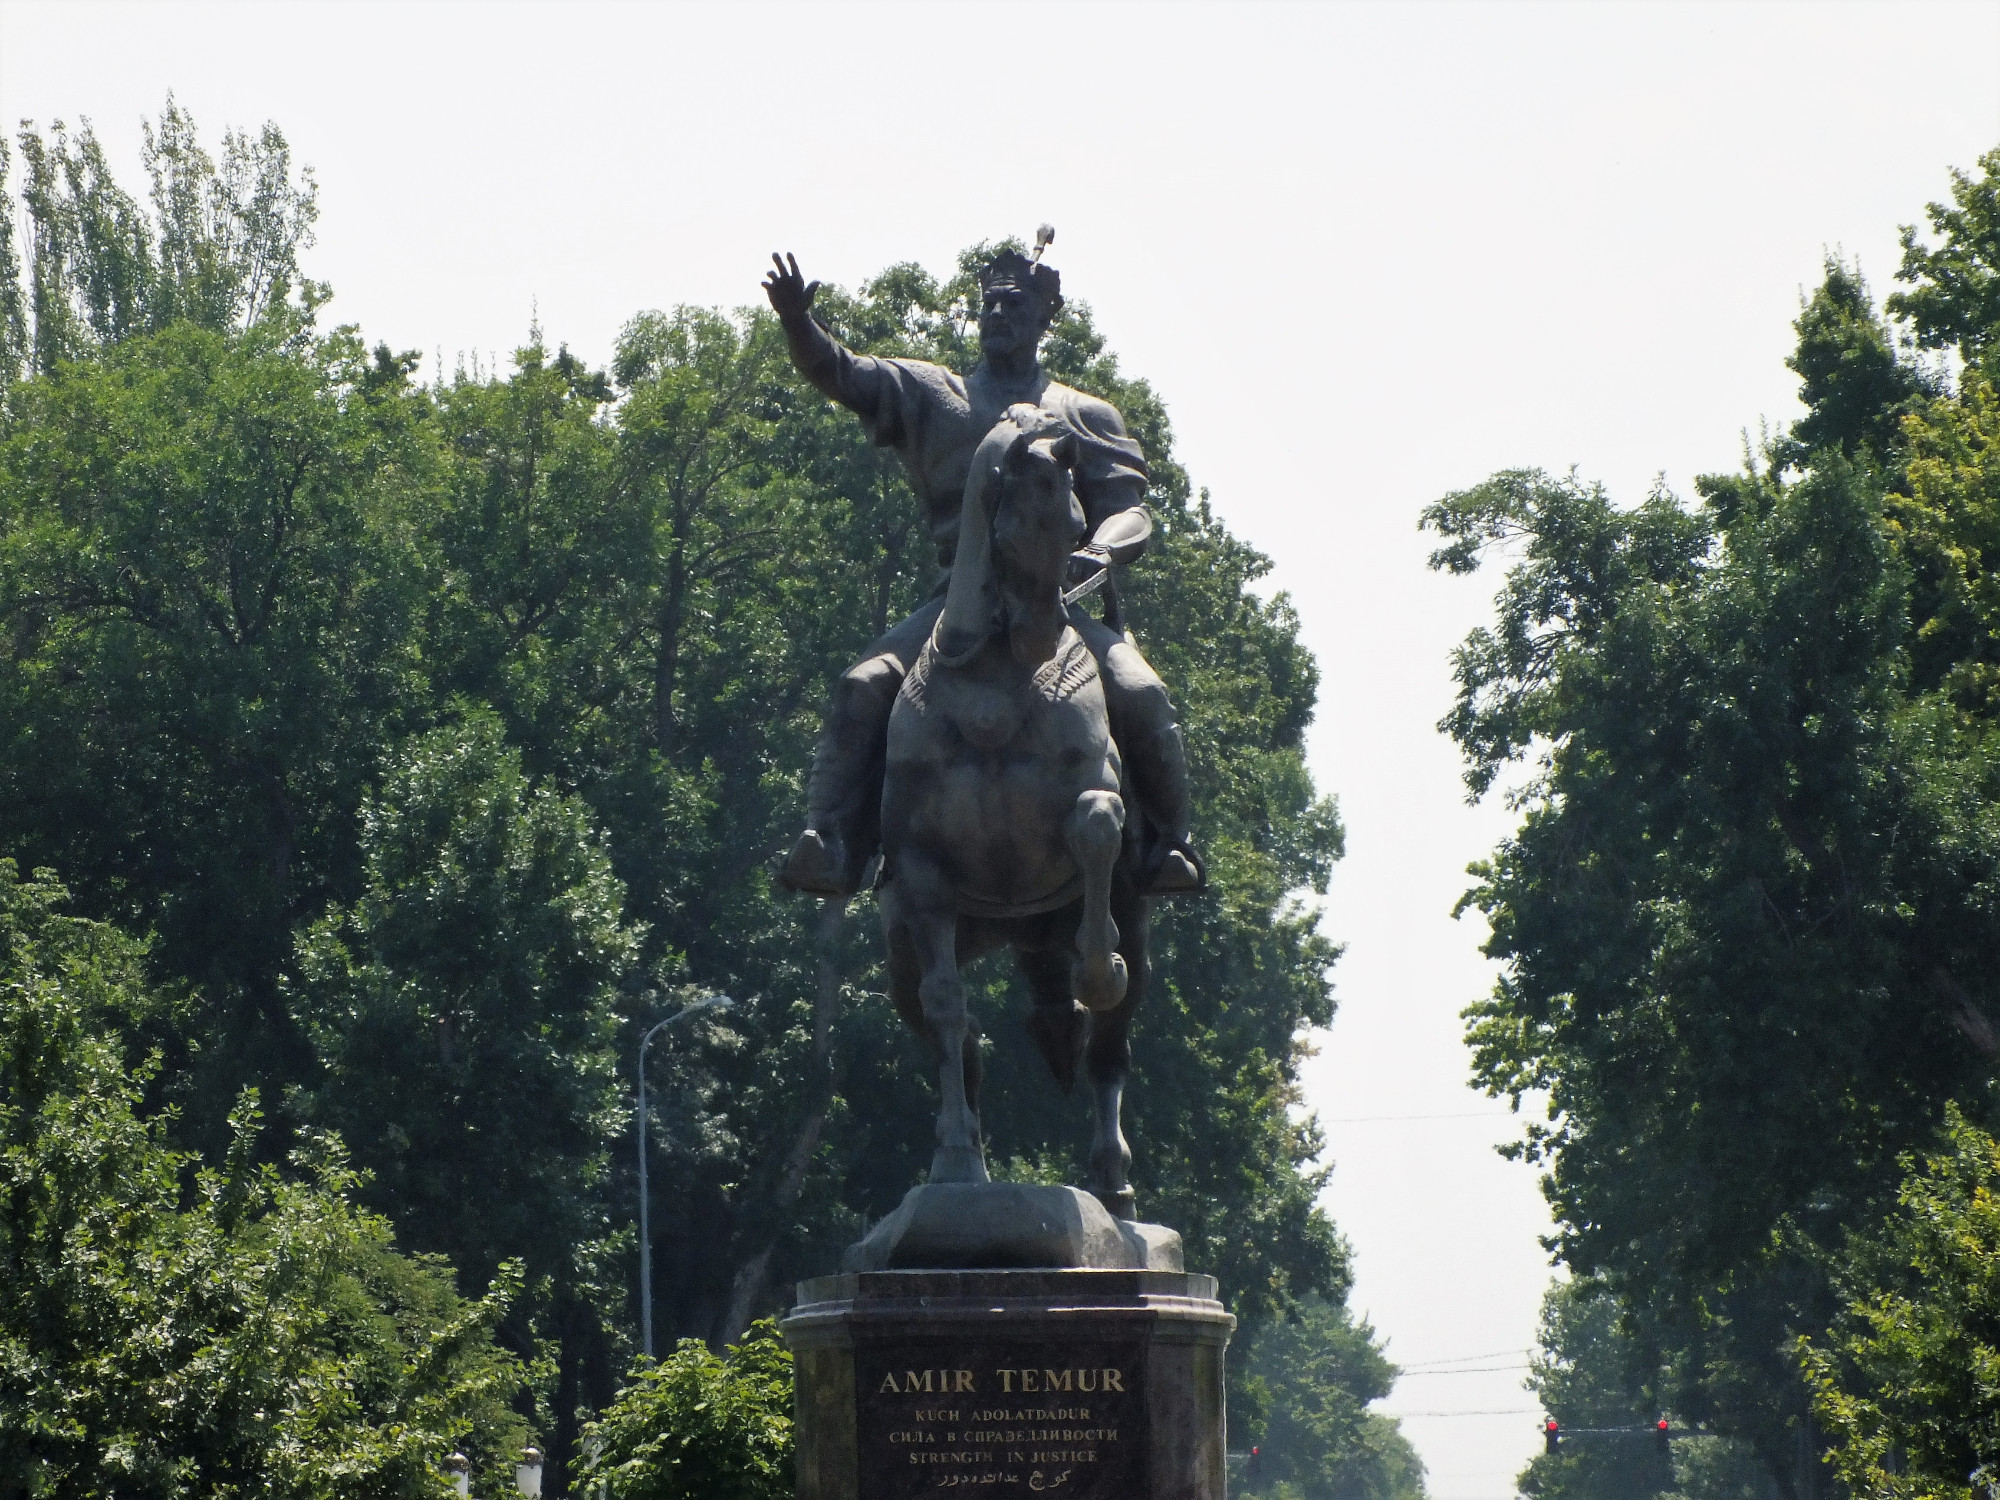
0,102 -> 1373,1481
1517,1282 -> 1671,1500
572,1321 -> 793,1500
1890,145 -> 2000,371
0,314 -> 435,1143
1891,370 -> 2000,712
1802,1104 -> 2000,1500
0,861 -> 529,1499
0,140 -> 26,387
1427,141 -> 2000,1488
6,97 -> 320,379
1230,1294 -> 1426,1500
1776,260 -> 1931,472
1516,1282 -> 1770,1500
292,712 -> 636,1300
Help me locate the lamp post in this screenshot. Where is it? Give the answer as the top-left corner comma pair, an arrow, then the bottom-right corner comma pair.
638,994 -> 732,1359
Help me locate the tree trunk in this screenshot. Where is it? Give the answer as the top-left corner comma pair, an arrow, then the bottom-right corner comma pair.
1932,965 -> 1998,1057
654,536 -> 686,756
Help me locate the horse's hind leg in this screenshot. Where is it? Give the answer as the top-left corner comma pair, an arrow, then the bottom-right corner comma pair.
885,918 -> 926,1037
1018,944 -> 1088,1094
882,863 -> 988,1184
1086,886 -> 1148,1219
1066,790 -> 1129,1013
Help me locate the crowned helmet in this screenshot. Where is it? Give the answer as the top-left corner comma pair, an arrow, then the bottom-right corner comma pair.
979,244 -> 1064,325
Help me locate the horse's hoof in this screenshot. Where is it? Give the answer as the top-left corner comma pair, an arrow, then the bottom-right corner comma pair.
1074,951 -> 1129,1012
928,1147 -> 991,1184
1091,1186 -> 1138,1221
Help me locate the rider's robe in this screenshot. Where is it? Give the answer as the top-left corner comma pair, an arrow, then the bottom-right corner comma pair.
802,339 -> 1151,571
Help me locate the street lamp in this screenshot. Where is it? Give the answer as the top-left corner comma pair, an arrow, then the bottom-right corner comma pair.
638,994 -> 733,1358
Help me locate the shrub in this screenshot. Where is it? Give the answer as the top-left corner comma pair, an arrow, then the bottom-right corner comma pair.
571,1320 -> 793,1500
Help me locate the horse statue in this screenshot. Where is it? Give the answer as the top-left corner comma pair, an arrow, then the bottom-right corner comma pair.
876,405 -> 1151,1217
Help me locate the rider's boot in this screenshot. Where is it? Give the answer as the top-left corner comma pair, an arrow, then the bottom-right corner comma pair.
780,827 -> 865,899
779,657 -> 900,898
1124,721 -> 1206,896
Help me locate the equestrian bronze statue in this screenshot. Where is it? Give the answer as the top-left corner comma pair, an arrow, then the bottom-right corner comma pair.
763,242 -> 1201,1216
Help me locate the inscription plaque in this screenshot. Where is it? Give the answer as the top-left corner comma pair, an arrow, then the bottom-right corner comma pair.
785,1269 -> 1232,1500
857,1339 -> 1147,1495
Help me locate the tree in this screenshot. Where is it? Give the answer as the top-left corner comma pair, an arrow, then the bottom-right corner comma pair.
291,713 -> 640,1471
1425,142 -> 2000,1493
0,315 -> 437,1143
1773,259 -> 1931,474
0,860 -> 530,1499
7,99 -> 319,380
1515,1281 -> 1774,1500
1518,1282 -> 1670,1500
0,140 -> 27,387
1230,1293 -> 1426,1500
1889,145 -> 2000,369
1801,1105 -> 2000,1500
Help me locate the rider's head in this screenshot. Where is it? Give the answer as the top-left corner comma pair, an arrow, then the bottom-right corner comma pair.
978,248 -> 1063,362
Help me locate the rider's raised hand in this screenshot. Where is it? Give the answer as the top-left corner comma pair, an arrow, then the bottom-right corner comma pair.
763,252 -> 820,320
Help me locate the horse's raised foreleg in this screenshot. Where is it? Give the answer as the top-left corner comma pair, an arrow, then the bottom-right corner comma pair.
883,866 -> 988,1184
1065,790 -> 1129,1013
1086,886 -> 1148,1218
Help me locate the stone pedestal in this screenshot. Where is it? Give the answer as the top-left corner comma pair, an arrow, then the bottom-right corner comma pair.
843,1184 -> 1184,1273
783,1269 -> 1233,1500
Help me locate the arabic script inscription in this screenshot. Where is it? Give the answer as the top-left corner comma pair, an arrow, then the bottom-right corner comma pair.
857,1341 -> 1147,1498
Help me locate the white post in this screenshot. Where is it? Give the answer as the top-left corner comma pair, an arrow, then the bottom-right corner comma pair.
515,1446 -> 543,1497
447,1453 -> 470,1498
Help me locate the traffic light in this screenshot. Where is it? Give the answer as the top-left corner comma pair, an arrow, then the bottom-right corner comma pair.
1656,1418 -> 1671,1454
1543,1418 -> 1560,1455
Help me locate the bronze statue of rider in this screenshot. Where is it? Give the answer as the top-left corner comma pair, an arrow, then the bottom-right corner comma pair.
763,242 -> 1203,900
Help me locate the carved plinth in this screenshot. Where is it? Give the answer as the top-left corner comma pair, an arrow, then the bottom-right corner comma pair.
782,1269 -> 1233,1500
842,1184 -> 1183,1273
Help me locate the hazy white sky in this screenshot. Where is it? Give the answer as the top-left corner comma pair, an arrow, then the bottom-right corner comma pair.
4,2 -> 1997,1493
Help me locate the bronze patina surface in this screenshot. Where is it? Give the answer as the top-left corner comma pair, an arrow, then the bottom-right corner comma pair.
762,244 -> 1205,1217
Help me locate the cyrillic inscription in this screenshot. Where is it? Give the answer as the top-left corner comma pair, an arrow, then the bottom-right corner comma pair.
856,1341 -> 1145,1496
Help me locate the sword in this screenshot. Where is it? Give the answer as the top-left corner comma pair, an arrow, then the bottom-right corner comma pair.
1062,560 -> 1111,608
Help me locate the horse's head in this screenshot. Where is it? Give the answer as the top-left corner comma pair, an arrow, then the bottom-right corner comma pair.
935,406 -> 1086,668
991,417 -> 1085,664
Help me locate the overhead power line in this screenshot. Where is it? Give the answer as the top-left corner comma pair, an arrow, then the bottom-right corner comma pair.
1397,1347 -> 1536,1369
1399,1364 -> 1531,1376
1377,1407 -> 1539,1418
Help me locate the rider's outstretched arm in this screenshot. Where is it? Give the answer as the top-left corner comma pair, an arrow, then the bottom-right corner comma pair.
763,251 -> 890,428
